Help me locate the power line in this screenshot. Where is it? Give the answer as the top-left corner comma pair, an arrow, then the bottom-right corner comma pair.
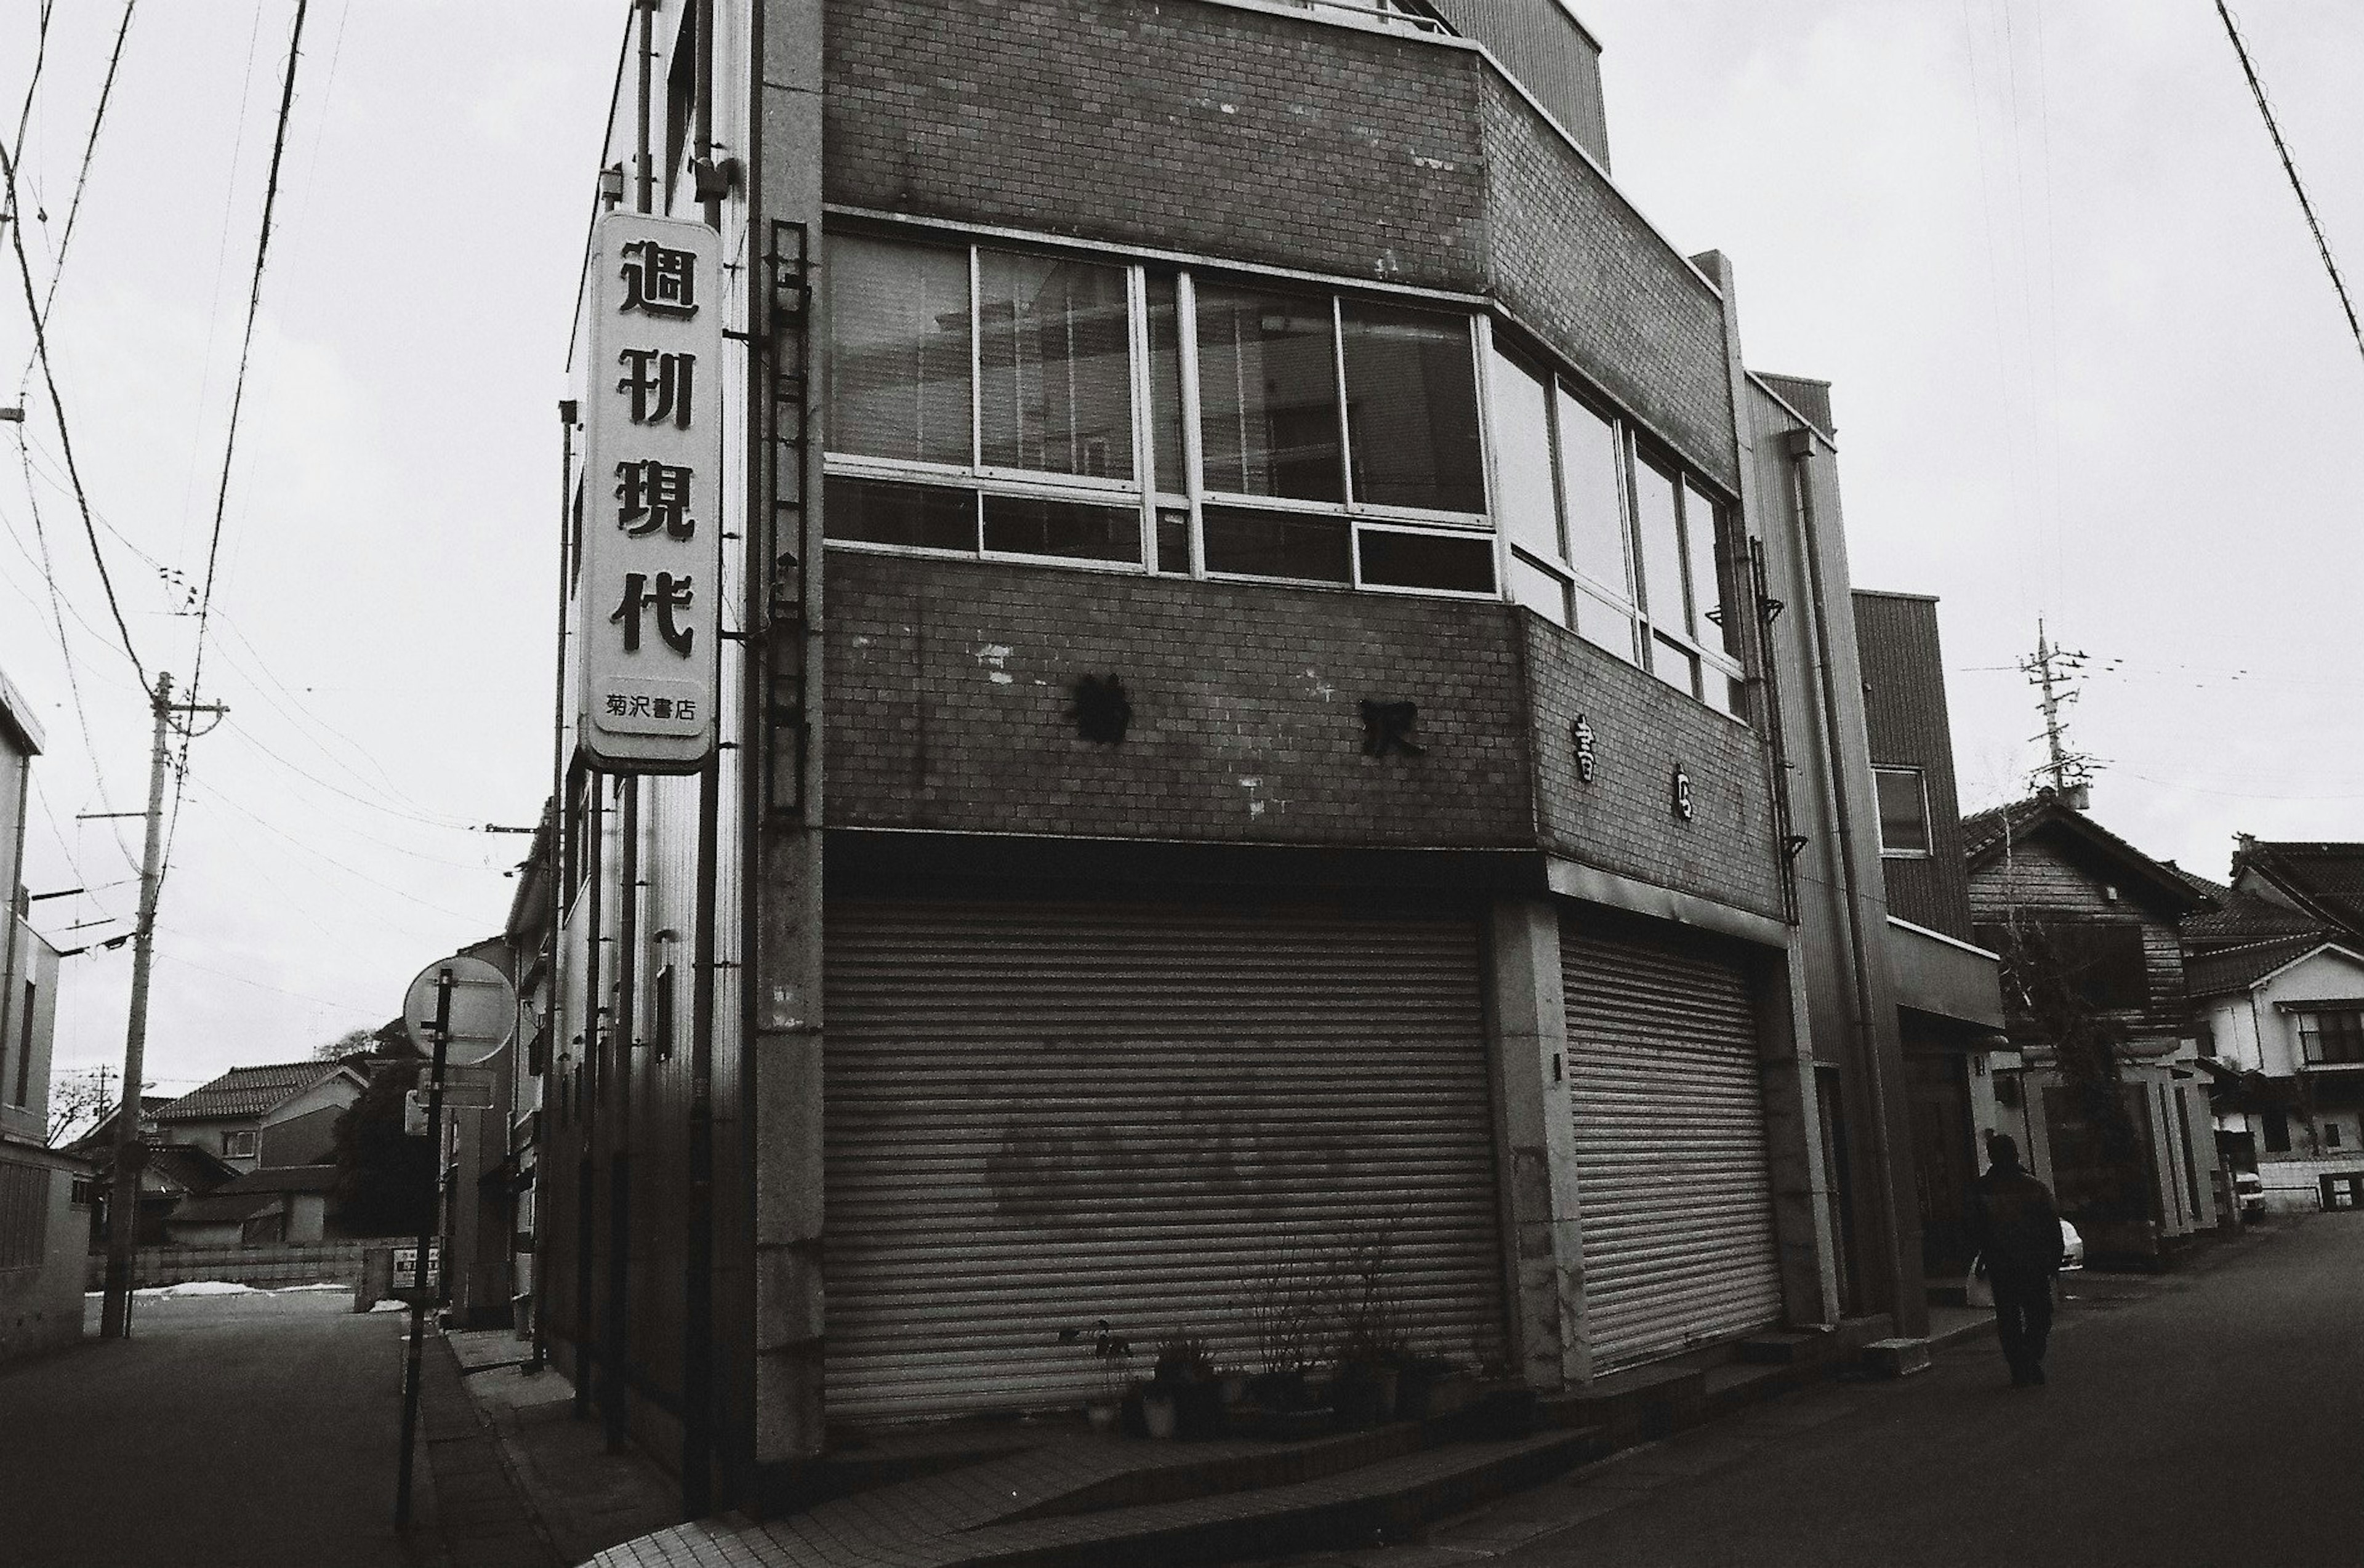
168,0 -> 311,879
0,131 -> 150,685
222,718 -> 477,831
14,0 -> 139,394
7,0 -> 56,191
2213,0 -> 2364,373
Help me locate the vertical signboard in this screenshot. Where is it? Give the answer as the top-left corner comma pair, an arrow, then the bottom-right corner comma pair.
576,212 -> 724,773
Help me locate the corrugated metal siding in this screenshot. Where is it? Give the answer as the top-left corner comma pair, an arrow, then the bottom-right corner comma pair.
1852,592 -> 1974,941
822,898 -> 1507,1425
1561,915 -> 1783,1370
1426,0 -> 1610,167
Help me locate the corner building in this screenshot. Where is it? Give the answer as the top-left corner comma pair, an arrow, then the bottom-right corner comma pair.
538,0 -> 1936,1511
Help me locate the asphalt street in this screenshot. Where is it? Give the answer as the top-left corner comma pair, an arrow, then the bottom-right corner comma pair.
1414,1213 -> 2364,1568
0,1289 -> 412,1568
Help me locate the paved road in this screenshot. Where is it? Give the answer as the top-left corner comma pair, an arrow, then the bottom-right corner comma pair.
1412,1214 -> 2364,1568
0,1289 -> 412,1568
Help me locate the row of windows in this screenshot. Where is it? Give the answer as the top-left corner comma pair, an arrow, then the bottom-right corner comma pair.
2297,1009 -> 2364,1067
821,233 -> 1747,719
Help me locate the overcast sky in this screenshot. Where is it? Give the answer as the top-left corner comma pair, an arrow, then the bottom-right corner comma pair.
4,2 -> 2360,1103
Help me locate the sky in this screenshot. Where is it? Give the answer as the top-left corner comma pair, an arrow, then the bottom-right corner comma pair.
3,2 -> 2361,1107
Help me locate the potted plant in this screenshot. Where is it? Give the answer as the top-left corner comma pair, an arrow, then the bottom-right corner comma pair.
1056,1319 -> 1134,1432
1151,1332 -> 1223,1439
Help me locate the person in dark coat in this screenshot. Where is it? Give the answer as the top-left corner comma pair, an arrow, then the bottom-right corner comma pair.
1965,1132 -> 2064,1386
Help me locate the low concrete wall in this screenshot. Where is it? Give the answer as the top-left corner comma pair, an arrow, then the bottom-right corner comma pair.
2,1157 -> 86,1364
82,1240 -> 368,1291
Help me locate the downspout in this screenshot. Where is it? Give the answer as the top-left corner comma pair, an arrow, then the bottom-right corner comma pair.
606,778 -> 639,1452
0,753 -> 28,1099
1782,425 -> 1913,1331
635,0 -> 654,216
542,397 -> 576,1378
734,0 -> 767,1505
575,774 -> 603,1420
681,0 -> 721,1514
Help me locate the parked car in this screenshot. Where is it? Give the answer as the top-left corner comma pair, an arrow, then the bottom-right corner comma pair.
2058,1218 -> 2083,1271
2234,1172 -> 2266,1220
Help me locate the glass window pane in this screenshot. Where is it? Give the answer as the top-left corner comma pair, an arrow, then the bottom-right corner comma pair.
1633,456 -> 1687,633
824,475 -> 976,551
826,236 -> 971,466
1156,506 -> 1191,574
1556,388 -> 1629,594
1147,273 -> 1186,495
1574,583 -> 1636,664
977,250 -> 1133,481
1195,286 -> 1344,502
1486,347 -> 1559,565
1510,554 -> 1569,625
1650,633 -> 1697,696
1202,505 -> 1351,582
981,494 -> 1141,562
1340,301 -> 1484,512
1357,529 -> 1495,593
1683,481 -> 1737,656
1875,768 -> 1931,853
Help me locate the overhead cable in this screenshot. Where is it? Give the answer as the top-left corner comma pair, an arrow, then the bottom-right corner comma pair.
2214,0 -> 2364,372
18,0 -> 140,382
0,132 -> 150,685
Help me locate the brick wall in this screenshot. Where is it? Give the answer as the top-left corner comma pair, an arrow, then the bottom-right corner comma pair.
825,0 -> 1491,291
81,1240 -> 366,1292
1478,73 -> 1737,489
826,551 -> 1536,848
1521,614 -> 1784,920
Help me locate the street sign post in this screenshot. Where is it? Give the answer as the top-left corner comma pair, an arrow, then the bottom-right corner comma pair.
393,954 -> 513,1531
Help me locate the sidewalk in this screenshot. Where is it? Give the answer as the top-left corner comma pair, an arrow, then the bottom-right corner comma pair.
437,1329 -> 683,1568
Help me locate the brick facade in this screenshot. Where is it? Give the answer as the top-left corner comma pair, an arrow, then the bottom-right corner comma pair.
825,551 -> 1535,849
824,552 -> 1788,922
825,0 -> 1490,291
1522,616 -> 1784,920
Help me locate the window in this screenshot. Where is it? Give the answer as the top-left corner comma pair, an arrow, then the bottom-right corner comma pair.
1482,337 -> 1739,710
2263,1110 -> 2291,1153
824,233 -> 1490,593
7,978 -> 29,1107
816,231 -> 1747,670
2327,1120 -> 2344,1149
222,1130 -> 257,1160
2298,1009 -> 2364,1066
1874,767 -> 1932,856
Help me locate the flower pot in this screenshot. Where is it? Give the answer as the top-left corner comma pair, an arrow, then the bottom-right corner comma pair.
1143,1393 -> 1179,1439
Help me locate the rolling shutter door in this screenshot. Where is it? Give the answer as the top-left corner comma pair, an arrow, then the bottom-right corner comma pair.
1562,916 -> 1782,1371
824,898 -> 1507,1425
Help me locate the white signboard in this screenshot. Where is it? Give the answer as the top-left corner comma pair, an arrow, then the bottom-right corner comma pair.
392,1242 -> 441,1293
576,211 -> 724,773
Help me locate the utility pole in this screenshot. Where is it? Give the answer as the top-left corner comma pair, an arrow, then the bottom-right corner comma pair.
98,672 -> 228,1339
2020,620 -> 2094,805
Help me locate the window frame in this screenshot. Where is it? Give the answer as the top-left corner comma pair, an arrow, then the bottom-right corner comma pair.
1873,765 -> 1934,859
817,225 -> 1750,688
222,1129 -> 257,1160
2297,1008 -> 2364,1067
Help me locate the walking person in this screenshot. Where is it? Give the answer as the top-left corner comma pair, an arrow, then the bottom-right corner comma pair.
1966,1132 -> 2065,1387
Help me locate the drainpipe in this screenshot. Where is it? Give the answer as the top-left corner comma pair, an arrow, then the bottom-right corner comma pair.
1782,425 -> 1914,1333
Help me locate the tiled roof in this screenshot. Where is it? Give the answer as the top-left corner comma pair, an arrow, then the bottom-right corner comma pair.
145,1144 -> 242,1196
1961,794 -> 2203,914
2184,935 -> 2343,999
214,1163 -> 339,1196
2236,842 -> 2364,940
2182,890 -> 2325,951
171,1191 -> 283,1226
155,1063 -> 341,1124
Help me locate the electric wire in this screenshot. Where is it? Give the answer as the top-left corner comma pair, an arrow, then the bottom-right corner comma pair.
7,0 -> 55,198
14,0 -> 138,392
0,130 -> 149,685
2214,0 -> 2364,372
165,0 -> 311,882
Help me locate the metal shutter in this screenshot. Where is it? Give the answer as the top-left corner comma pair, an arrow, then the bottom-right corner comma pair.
824,897 -> 1506,1425
1561,915 -> 1783,1371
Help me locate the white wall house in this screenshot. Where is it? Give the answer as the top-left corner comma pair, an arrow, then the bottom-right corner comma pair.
2192,936 -> 2364,1211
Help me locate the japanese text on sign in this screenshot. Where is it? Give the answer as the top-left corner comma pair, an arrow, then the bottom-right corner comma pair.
575,214 -> 724,773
